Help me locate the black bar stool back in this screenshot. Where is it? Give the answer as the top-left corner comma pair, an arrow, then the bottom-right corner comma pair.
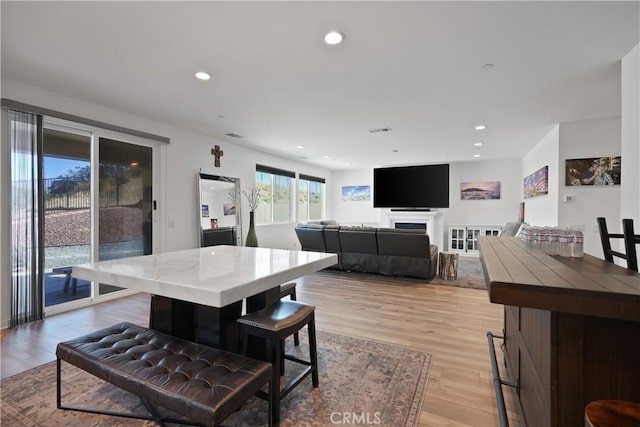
596,217 -> 639,271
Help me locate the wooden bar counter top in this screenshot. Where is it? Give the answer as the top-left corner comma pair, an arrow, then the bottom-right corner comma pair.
479,236 -> 640,427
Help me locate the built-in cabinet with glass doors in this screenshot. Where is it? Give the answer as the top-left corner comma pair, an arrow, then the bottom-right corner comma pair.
448,224 -> 502,256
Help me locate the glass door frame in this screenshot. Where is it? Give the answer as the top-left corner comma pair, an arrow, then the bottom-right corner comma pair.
42,117 -> 163,316
42,121 -> 92,311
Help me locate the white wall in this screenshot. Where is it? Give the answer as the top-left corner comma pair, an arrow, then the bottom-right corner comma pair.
330,159 -> 523,249
0,79 -> 331,327
329,169 -> 380,226
558,117 -> 621,258
521,126 -> 560,226
621,43 -> 640,223
445,159 -> 523,250
447,160 -> 523,225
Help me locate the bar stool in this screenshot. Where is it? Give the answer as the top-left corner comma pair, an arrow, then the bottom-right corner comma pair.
279,282 -> 299,345
585,400 -> 640,427
597,217 -> 638,271
237,300 -> 319,425
591,219 -> 640,427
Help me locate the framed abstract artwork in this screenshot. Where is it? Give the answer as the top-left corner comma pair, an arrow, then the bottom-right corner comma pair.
524,166 -> 549,199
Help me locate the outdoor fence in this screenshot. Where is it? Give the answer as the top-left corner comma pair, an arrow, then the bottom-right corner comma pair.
43,177 -> 143,213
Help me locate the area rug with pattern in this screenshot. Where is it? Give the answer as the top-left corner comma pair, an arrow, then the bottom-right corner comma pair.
316,257 -> 487,290
429,256 -> 486,289
1,330 -> 432,427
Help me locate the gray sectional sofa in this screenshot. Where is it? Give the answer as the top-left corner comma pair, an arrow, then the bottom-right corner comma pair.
294,223 -> 439,279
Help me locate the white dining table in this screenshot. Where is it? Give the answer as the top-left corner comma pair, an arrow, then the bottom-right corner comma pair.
72,245 -> 337,352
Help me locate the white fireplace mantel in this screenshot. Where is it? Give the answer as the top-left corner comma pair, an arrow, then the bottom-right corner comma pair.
382,210 -> 444,251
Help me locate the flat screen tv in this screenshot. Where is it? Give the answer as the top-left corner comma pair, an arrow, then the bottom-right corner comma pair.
373,164 -> 450,208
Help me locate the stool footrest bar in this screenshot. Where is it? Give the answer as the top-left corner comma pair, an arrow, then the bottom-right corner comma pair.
487,331 -> 517,427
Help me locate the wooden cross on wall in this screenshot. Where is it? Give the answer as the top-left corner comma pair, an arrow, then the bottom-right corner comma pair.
211,145 -> 223,167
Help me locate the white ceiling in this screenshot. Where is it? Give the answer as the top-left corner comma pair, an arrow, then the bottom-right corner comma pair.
2,1 -> 638,170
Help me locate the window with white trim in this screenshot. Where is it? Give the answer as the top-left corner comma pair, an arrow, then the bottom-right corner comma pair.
255,164 -> 294,224
298,174 -> 325,222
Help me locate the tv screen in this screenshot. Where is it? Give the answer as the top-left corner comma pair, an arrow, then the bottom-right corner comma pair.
373,164 -> 450,208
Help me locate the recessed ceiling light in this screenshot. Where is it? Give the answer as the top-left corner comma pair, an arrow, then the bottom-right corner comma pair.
475,125 -> 487,130
344,163 -> 350,166
195,71 -> 211,80
323,155 -> 330,159
324,31 -> 343,45
474,142 -> 483,147
473,154 -> 481,158
296,145 -> 304,149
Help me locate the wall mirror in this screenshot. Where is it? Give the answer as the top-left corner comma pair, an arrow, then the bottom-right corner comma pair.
197,172 -> 242,247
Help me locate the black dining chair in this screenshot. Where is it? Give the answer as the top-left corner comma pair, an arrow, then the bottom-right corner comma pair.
597,217 -> 639,272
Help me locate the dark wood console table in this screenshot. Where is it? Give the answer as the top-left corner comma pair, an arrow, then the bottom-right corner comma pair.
480,236 -> 640,427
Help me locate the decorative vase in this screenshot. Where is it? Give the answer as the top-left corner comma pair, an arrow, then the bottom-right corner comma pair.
245,211 -> 258,247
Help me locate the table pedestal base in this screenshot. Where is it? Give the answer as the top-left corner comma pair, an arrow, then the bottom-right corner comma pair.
149,286 -> 280,356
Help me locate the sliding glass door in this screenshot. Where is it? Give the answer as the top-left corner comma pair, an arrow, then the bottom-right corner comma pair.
98,137 -> 152,296
43,127 -> 92,307
41,120 -> 157,310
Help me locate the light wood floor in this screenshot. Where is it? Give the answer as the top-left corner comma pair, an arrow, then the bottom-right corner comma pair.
0,271 -> 524,426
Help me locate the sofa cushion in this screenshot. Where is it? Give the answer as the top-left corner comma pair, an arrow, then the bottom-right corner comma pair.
376,228 -> 431,257
377,229 -> 437,279
499,222 -> 524,237
295,223 -> 327,252
307,220 -> 338,226
338,227 -> 379,273
322,225 -> 343,269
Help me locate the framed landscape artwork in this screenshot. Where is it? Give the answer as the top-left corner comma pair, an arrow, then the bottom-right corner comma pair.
201,204 -> 209,217
460,181 -> 501,200
342,185 -> 371,201
523,166 -> 549,199
565,156 -> 621,186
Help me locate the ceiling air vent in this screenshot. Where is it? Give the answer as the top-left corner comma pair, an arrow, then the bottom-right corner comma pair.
367,127 -> 392,133
225,133 -> 243,138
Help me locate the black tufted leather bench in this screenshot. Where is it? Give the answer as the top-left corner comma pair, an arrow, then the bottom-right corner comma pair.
56,322 -> 273,426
